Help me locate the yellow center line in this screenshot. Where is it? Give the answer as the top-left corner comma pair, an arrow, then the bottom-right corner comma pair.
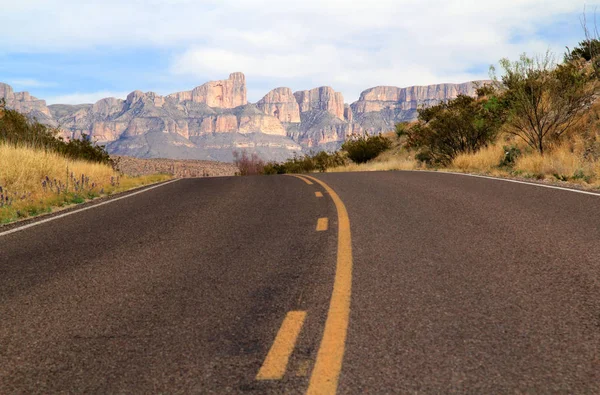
287,174 -> 314,185
303,175 -> 353,395
316,217 -> 329,231
256,311 -> 307,381
315,191 -> 324,198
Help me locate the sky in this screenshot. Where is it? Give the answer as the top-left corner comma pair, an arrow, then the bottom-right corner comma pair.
0,0 -> 591,105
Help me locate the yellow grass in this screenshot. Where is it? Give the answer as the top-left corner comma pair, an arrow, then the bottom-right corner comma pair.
452,144 -> 505,172
0,143 -> 171,223
514,143 -> 599,183
327,134 -> 418,172
327,156 -> 417,172
328,134 -> 600,190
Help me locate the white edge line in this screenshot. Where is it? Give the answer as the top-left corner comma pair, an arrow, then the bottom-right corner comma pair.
407,170 -> 600,197
0,179 -> 180,238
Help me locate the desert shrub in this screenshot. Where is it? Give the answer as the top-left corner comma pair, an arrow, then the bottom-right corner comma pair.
262,162 -> 286,175
499,145 -> 522,167
62,135 -> 112,164
312,151 -> 347,172
232,150 -> 265,176
342,134 -> 392,164
395,122 -> 409,138
492,52 -> 597,154
279,155 -> 316,173
566,38 -> 600,63
262,151 -> 347,174
403,93 -> 506,165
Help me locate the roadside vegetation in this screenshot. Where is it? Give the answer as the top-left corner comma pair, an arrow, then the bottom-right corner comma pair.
233,134 -> 390,175
236,25 -> 600,191
0,102 -> 170,224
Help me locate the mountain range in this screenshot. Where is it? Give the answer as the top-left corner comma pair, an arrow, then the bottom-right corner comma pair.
0,74 -> 485,162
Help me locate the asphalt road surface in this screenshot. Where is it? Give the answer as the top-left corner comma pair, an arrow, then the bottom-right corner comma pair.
1,172 -> 599,394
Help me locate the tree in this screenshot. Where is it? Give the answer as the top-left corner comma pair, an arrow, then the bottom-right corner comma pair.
402,92 -> 506,165
492,52 -> 597,154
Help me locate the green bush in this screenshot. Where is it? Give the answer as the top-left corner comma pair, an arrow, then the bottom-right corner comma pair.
403,93 -> 506,166
395,122 -> 409,138
262,162 -> 286,175
499,145 -> 521,167
341,134 -> 392,164
261,151 -> 347,174
565,38 -> 600,69
312,151 -> 347,172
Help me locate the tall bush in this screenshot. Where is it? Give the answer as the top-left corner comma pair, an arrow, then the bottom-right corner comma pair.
402,92 -> 505,165
342,134 -> 391,164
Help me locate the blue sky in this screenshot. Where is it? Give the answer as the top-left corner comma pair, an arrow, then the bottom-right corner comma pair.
0,0 -> 590,105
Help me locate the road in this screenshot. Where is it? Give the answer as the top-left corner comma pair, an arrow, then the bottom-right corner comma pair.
1,172 -> 599,394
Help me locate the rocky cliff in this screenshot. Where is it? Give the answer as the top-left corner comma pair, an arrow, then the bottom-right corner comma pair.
44,80 -> 298,162
0,75 -> 487,162
256,88 -> 301,124
351,82 -> 482,113
0,82 -> 57,127
293,87 -> 345,120
346,81 -> 488,139
166,72 -> 247,109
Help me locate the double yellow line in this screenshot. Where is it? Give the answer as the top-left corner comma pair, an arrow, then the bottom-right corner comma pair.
257,174 -> 352,394
302,175 -> 353,395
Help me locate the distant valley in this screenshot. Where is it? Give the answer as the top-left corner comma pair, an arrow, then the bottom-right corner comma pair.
0,74 -> 485,162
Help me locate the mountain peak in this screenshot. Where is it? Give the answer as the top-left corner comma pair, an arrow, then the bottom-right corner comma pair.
166,72 -> 247,109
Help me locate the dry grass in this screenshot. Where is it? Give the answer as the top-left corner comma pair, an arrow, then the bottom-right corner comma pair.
0,143 -> 171,223
328,156 -> 417,172
452,144 -> 505,172
450,135 -> 600,188
328,132 -> 600,190
327,132 -> 419,172
514,143 -> 599,184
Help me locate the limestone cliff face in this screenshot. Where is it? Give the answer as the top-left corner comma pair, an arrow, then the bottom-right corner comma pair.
283,87 -> 347,148
40,75 -> 293,161
1,77 -> 486,162
256,88 -> 300,123
167,72 -> 247,109
194,114 -> 239,135
295,111 -> 352,148
0,82 -> 55,126
0,83 -> 11,100
89,121 -> 128,142
345,81 -> 488,142
351,81 -> 486,114
93,97 -> 125,117
293,87 -> 345,120
239,114 -> 286,135
344,104 -> 353,123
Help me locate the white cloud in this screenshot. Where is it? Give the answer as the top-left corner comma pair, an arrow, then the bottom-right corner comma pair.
0,0 -> 588,103
9,78 -> 56,88
166,0 -> 585,101
45,91 -> 130,105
